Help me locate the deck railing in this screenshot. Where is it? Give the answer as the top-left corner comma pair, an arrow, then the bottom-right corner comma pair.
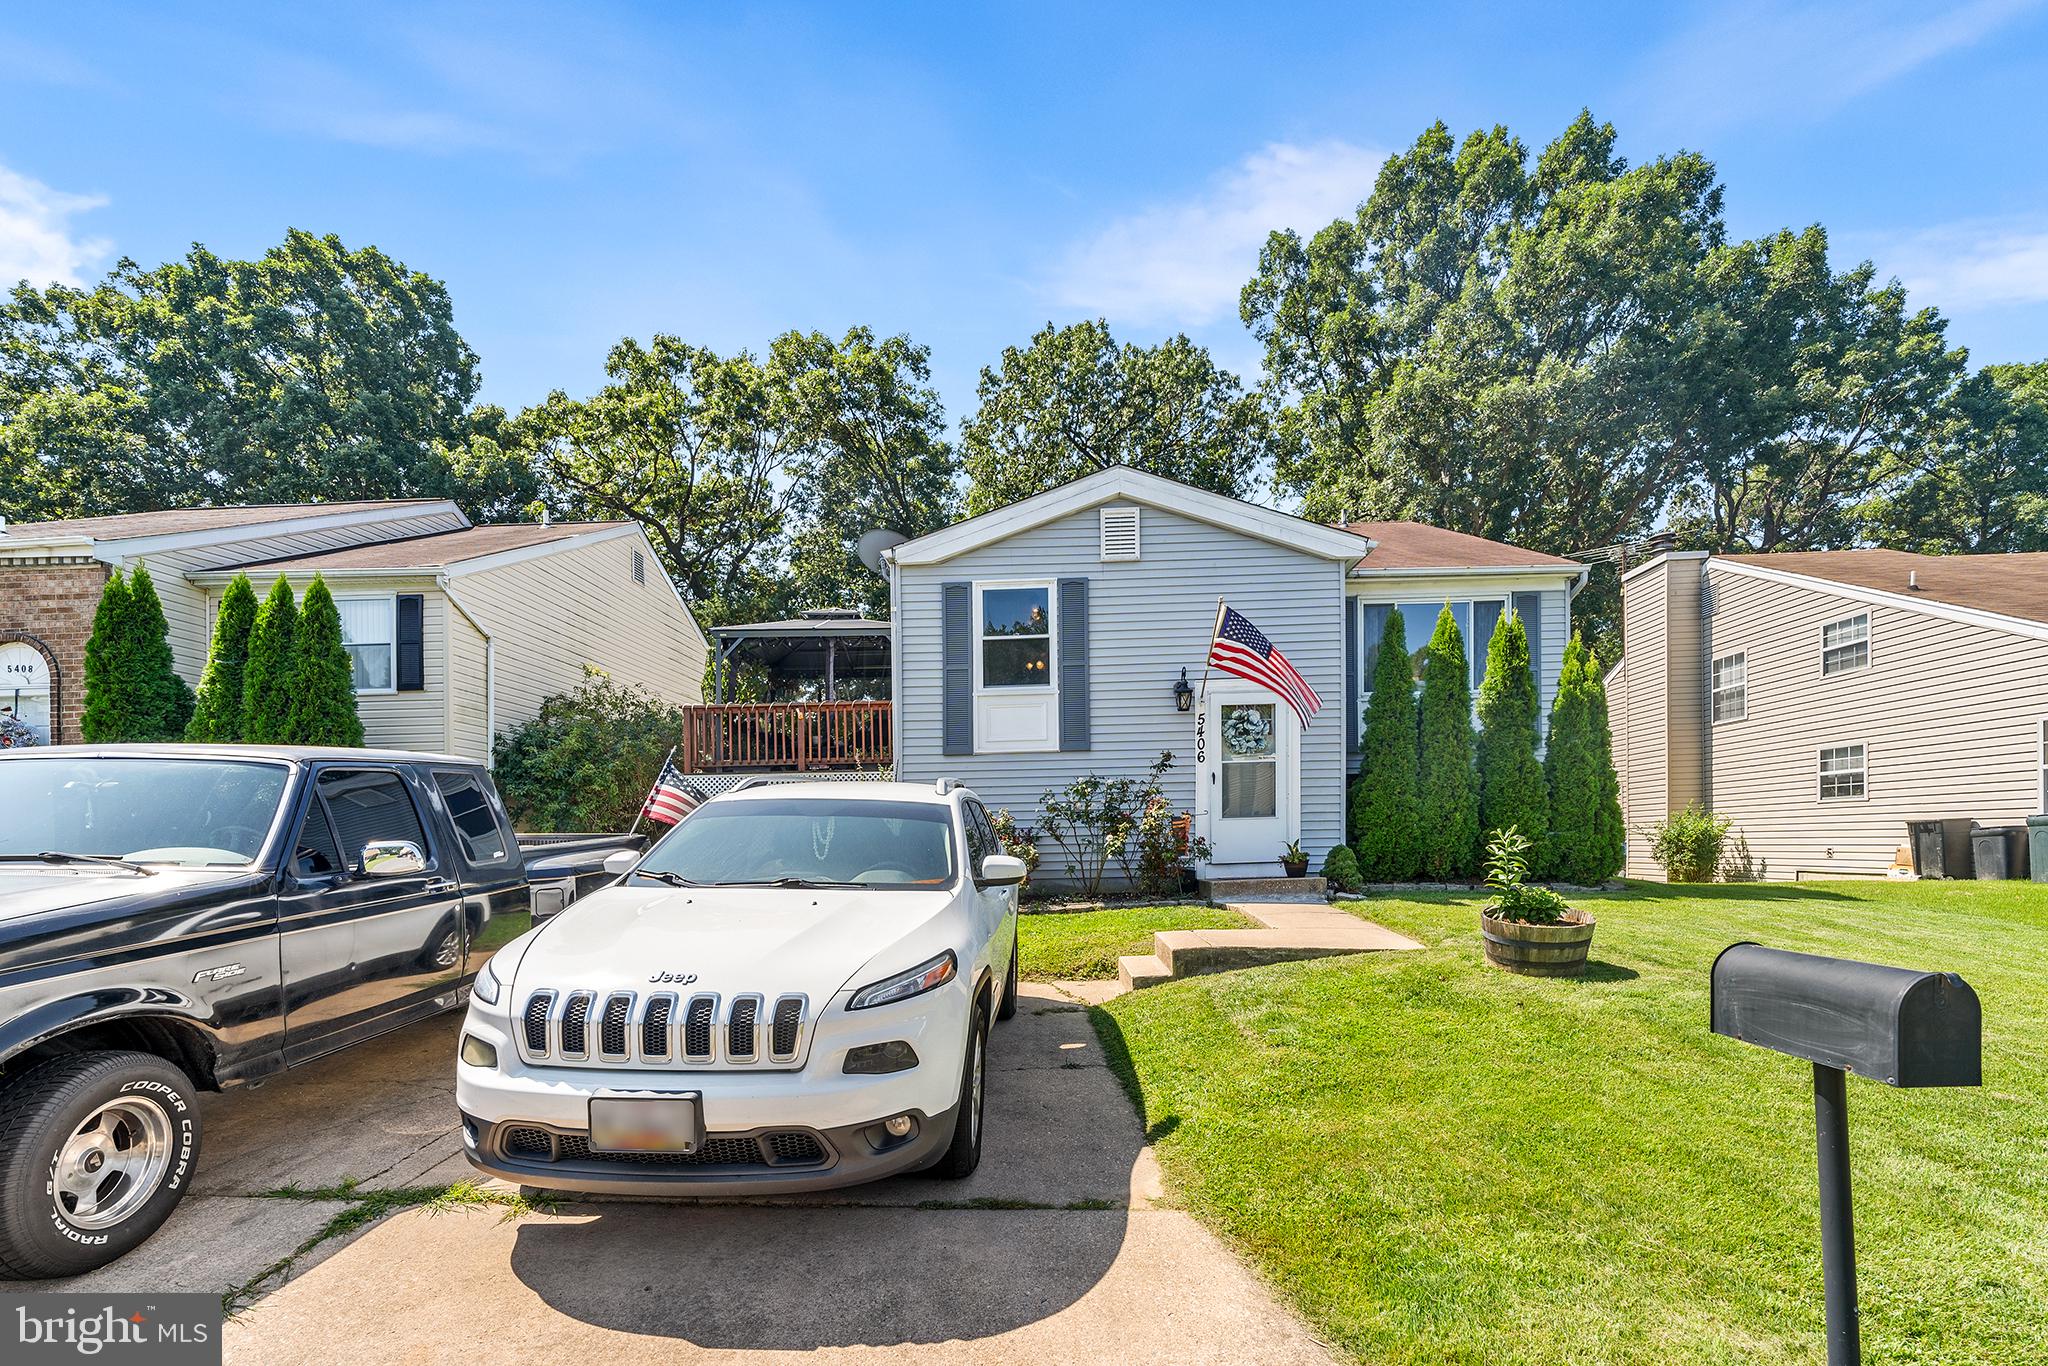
677,701 -> 892,773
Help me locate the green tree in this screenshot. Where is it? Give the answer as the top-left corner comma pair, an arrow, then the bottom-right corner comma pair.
768,327 -> 960,619
1,230 -> 492,523
494,673 -> 691,833
961,320 -> 1272,513
240,576 -> 299,744
523,334 -> 798,627
1476,610 -> 1547,858
283,575 -> 363,747
1350,608 -> 1422,880
1544,636 -> 1625,883
1865,361 -> 2048,553
186,573 -> 259,741
80,565 -> 193,742
1415,606 -> 1479,879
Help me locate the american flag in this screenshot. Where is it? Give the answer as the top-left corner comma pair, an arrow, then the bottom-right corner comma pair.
639,757 -> 704,826
1206,605 -> 1323,726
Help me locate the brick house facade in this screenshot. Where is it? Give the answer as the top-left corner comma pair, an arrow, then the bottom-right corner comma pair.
0,557 -> 106,745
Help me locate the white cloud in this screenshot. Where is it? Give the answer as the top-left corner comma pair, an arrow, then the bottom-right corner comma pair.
0,165 -> 110,289
1629,0 -> 2044,130
1045,139 -> 1387,329
1858,219 -> 2048,311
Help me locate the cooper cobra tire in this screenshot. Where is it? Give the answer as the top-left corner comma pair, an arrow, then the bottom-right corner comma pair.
0,1051 -> 202,1278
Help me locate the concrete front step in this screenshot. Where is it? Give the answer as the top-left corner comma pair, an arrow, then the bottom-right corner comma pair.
1117,953 -> 1173,992
1198,875 -> 1326,904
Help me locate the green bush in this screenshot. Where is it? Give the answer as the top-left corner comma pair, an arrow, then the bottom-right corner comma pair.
989,808 -> 1041,879
1351,608 -> 1421,880
1416,605 -> 1479,879
494,672 -> 690,832
1646,803 -> 1733,883
1133,792 -> 1211,897
1544,635 -> 1626,884
187,573 -> 258,741
240,576 -> 299,744
1482,826 -> 1572,925
1476,611 -> 1547,856
283,574 -> 364,747
1320,844 -> 1363,891
81,564 -> 194,742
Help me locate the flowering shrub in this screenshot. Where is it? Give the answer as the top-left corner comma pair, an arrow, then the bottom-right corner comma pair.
1132,794 -> 1212,897
989,807 -> 1040,879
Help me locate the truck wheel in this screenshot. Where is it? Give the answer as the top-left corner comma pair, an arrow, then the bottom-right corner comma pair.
927,1004 -> 987,1180
996,927 -> 1019,1022
0,1051 -> 202,1279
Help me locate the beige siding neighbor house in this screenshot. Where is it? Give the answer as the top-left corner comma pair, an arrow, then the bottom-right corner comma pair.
1613,548 -> 2048,881
0,502 -> 706,760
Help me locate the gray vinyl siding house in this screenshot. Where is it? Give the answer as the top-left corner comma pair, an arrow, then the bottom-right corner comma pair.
885,468 -> 1585,885
1614,548 -> 2048,880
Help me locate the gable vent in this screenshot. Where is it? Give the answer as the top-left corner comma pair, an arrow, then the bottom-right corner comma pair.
1099,506 -> 1141,561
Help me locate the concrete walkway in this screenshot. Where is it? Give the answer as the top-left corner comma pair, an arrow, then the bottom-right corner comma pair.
1119,901 -> 1423,990
129,984 -> 1343,1364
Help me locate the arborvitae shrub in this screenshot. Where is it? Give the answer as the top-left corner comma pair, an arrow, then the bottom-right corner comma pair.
187,573 -> 259,741
1415,606 -> 1479,879
241,576 -> 300,744
1350,608 -> 1422,880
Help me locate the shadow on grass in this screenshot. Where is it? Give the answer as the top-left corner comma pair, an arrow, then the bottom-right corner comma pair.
1577,960 -> 1641,983
1611,880 -> 1855,902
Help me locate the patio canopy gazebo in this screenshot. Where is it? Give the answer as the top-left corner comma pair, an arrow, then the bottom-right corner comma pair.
709,607 -> 892,702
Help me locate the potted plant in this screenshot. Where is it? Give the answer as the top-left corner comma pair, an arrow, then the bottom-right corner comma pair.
1478,826 -> 1596,977
1280,839 -> 1309,878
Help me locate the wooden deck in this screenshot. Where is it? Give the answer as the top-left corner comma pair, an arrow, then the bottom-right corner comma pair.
677,701 -> 891,773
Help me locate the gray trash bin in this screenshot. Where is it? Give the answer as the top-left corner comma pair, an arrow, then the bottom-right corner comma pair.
1909,818 -> 1976,879
2031,815 -> 2048,884
1971,825 -> 2028,880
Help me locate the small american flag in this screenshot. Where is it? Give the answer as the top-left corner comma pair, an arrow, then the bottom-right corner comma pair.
1207,604 -> 1323,726
640,757 -> 704,826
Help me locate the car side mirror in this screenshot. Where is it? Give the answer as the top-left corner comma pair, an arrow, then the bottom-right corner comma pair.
361,840 -> 427,878
603,849 -> 640,878
980,854 -> 1027,887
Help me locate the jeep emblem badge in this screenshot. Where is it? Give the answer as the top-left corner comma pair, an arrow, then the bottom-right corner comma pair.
649,971 -> 699,985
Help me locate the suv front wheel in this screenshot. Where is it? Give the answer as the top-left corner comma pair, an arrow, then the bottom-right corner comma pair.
0,1051 -> 202,1278
927,1003 -> 987,1179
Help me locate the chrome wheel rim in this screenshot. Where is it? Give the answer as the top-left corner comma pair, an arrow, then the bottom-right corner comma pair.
432,930 -> 461,970
969,1029 -> 985,1145
53,1097 -> 175,1231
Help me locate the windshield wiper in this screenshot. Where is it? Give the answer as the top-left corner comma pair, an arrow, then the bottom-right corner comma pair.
637,870 -> 702,888
717,876 -> 862,889
0,851 -> 157,876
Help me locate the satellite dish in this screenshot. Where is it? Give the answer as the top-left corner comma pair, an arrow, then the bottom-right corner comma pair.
856,528 -> 909,576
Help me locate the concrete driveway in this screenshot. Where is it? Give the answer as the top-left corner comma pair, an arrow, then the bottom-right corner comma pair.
4,985 -> 1335,1363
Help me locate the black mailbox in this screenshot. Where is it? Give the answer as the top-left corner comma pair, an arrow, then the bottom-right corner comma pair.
1710,942 -> 1982,1366
1711,943 -> 1981,1087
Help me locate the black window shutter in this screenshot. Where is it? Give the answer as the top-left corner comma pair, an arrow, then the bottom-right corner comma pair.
1344,598 -> 1359,754
941,582 -> 973,755
1058,577 -> 1090,751
1512,591 -> 1543,697
396,594 -> 425,692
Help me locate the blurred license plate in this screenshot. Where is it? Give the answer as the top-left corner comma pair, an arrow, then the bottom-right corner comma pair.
588,1096 -> 703,1153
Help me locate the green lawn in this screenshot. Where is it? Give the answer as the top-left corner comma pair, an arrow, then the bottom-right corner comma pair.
1095,881 -> 2048,1365
1017,904 -> 1255,980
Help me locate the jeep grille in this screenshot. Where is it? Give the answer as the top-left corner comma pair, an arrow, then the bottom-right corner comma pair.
515,989 -> 811,1069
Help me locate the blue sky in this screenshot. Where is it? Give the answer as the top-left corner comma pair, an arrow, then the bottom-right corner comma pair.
4,1 -> 2045,427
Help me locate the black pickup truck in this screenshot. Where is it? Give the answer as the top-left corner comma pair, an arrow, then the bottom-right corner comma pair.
0,744 -> 638,1278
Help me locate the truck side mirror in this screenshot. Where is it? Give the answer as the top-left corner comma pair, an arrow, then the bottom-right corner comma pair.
361,840 -> 427,878
603,849 -> 640,878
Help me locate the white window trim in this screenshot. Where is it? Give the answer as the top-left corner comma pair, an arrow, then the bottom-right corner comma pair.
1817,741 -> 1868,802
1710,651 -> 1747,724
1819,612 -> 1871,679
335,592 -> 399,697
971,579 -> 1058,754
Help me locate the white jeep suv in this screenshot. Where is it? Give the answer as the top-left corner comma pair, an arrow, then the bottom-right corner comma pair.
455,779 -> 1024,1195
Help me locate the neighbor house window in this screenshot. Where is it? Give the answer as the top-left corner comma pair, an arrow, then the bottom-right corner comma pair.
972,581 -> 1058,752
1710,652 -> 1746,723
1818,744 -> 1866,800
336,596 -> 397,693
1821,613 -> 1869,676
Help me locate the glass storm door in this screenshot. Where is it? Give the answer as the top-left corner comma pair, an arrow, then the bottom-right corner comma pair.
1199,690 -> 1296,866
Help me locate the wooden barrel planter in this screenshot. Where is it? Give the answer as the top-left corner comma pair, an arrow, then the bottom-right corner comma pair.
1481,909 -> 1597,977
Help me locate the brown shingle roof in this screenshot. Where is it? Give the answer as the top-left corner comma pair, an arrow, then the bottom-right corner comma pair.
1340,520 -> 1582,572
0,500 -> 449,541
1716,548 -> 2048,626
218,522 -> 634,573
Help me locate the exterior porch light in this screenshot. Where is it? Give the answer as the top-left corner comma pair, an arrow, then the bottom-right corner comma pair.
1173,668 -> 1194,712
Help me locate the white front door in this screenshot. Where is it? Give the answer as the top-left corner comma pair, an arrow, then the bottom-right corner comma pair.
1197,687 -> 1298,867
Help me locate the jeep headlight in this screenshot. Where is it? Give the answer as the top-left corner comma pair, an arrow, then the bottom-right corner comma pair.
847,950 -> 956,1011
473,955 -> 504,1006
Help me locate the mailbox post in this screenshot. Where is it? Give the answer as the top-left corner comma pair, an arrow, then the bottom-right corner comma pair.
1710,944 -> 1981,1366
